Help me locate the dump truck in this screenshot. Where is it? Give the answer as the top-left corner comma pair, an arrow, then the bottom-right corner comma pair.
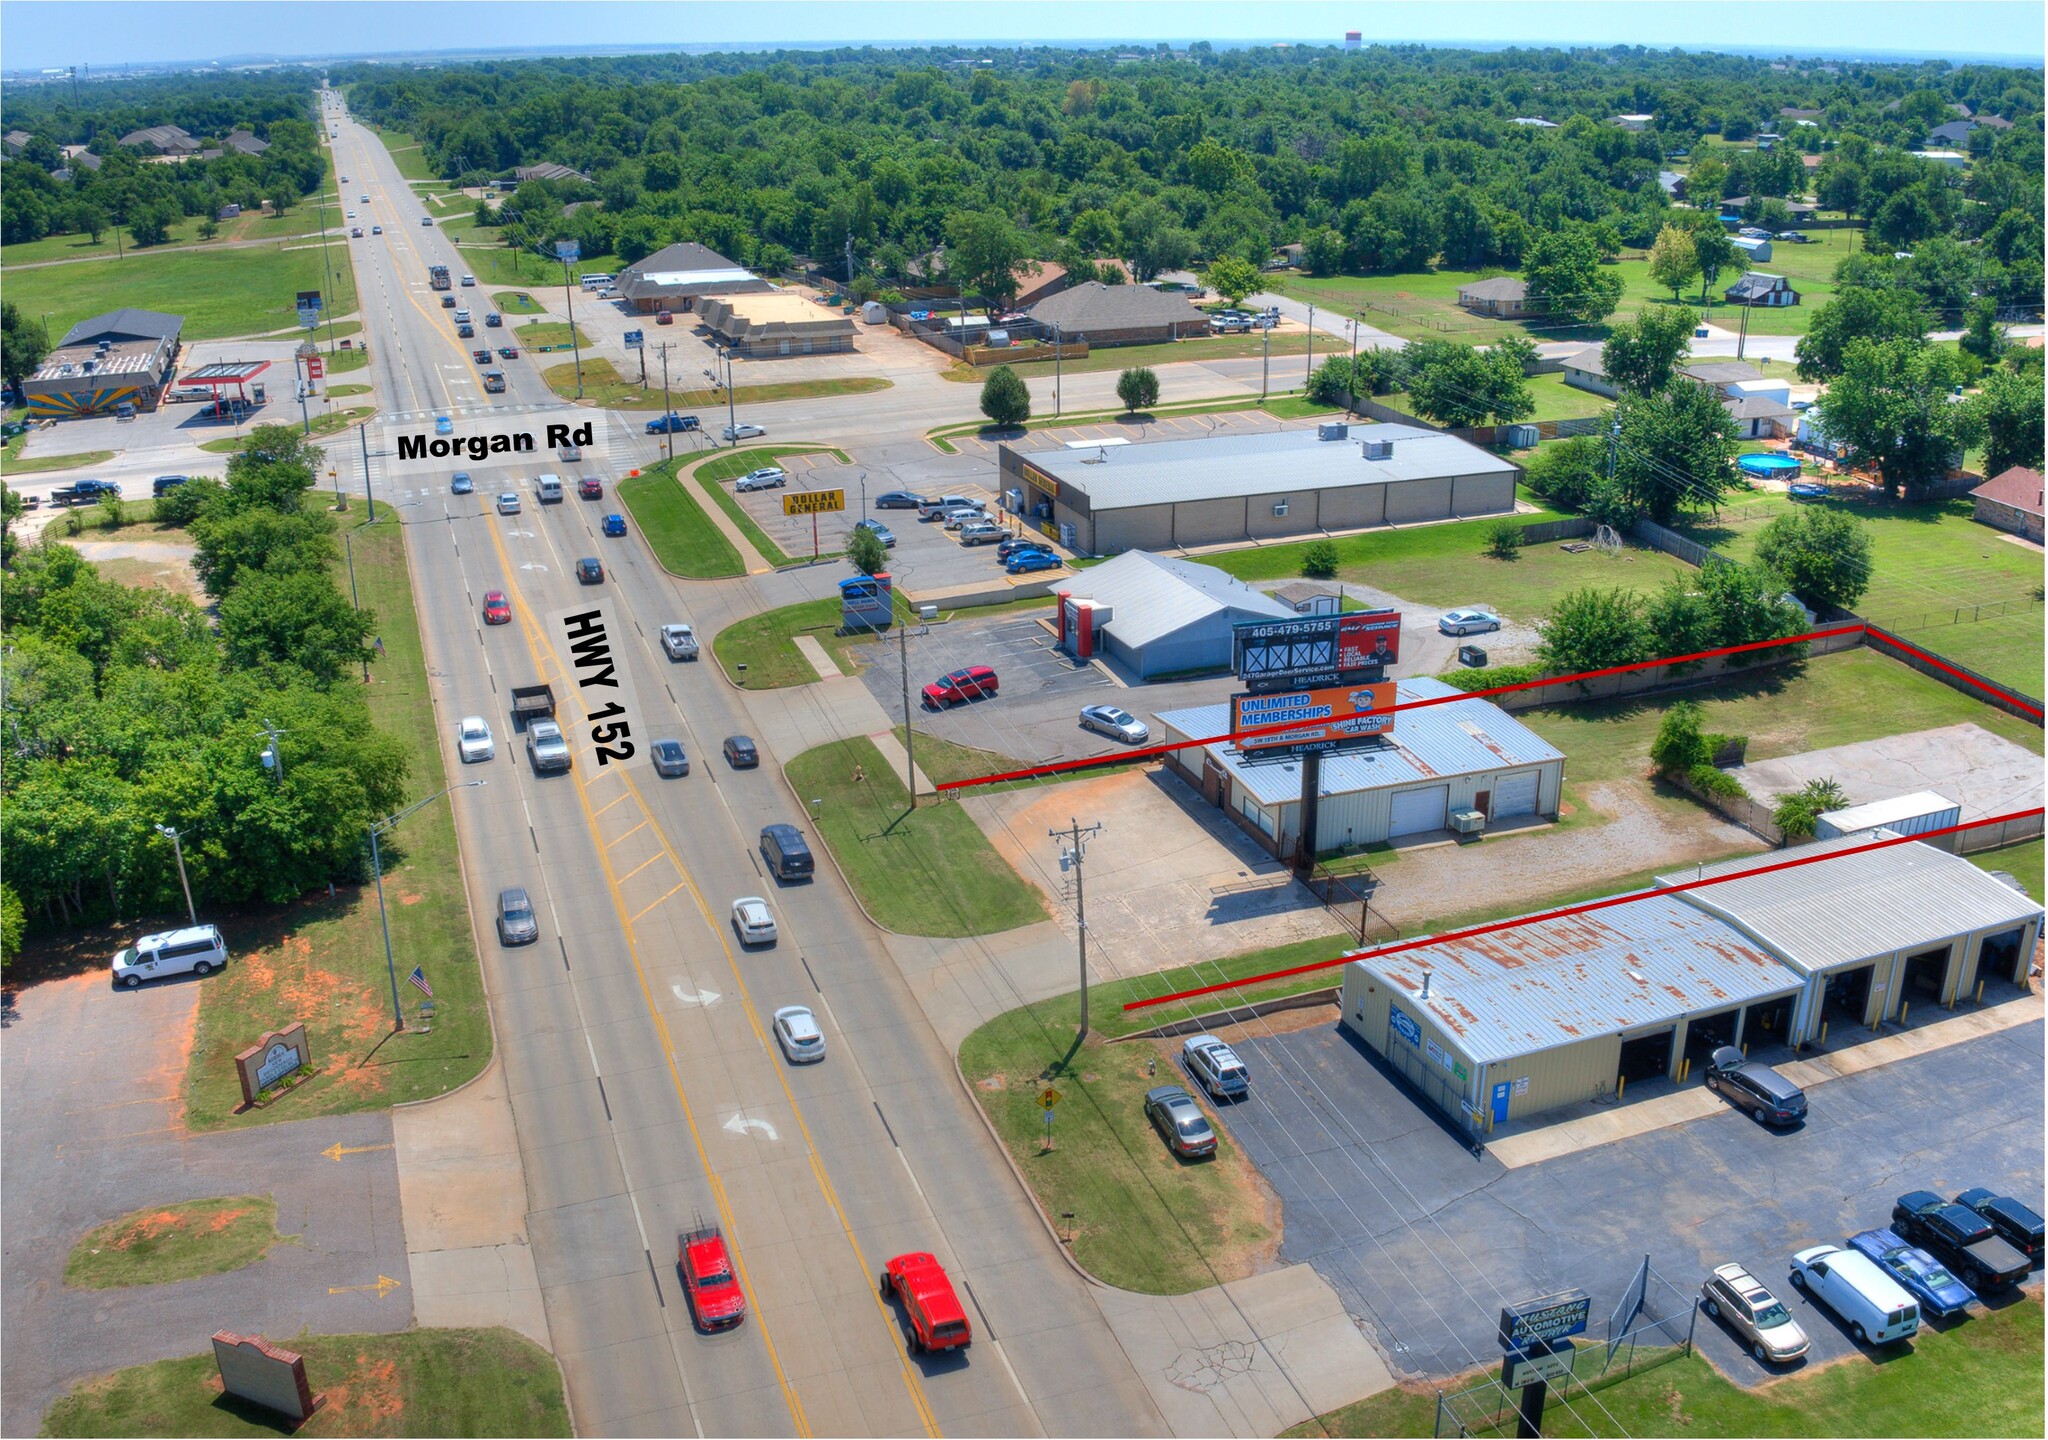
509,683 -> 556,728
429,264 -> 451,291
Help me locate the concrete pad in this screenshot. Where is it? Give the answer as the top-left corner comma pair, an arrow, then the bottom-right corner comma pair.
1727,722 -> 2043,822
790,633 -> 837,682
407,1242 -> 550,1342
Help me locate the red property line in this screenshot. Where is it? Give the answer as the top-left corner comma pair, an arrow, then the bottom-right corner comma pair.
936,621 -> 2042,793
1122,807 -> 2046,1013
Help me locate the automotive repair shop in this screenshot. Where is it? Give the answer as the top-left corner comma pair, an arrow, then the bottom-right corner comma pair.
998,421 -> 1518,555
1156,677 -> 1565,856
1338,835 -> 2041,1136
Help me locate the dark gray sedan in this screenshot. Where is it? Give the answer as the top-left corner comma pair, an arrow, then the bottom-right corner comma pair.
497,886 -> 539,945
651,740 -> 690,777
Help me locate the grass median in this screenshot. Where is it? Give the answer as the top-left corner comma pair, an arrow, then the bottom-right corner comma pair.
786,737 -> 1047,937
1288,1293 -> 2043,1438
617,459 -> 745,578
197,407 -> 374,453
182,514 -> 491,1130
491,290 -> 547,314
538,356 -> 891,410
41,1325 -> 570,1437
64,1196 -> 290,1289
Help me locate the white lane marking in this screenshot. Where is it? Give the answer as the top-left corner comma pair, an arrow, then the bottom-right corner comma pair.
721,1112 -> 779,1142
671,984 -> 722,1008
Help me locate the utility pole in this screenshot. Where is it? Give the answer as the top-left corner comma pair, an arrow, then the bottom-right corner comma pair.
1606,417 -> 1621,489
844,232 -> 856,291
358,423 -> 381,519
257,720 -> 288,781
1735,298 -> 1751,362
1053,321 -> 1063,417
657,342 -> 675,461
1261,321 -> 1270,400
155,823 -> 197,926
1348,318 -> 1359,418
1306,304 -> 1316,388
1050,818 -> 1105,1039
557,249 -> 585,399
898,621 -> 916,798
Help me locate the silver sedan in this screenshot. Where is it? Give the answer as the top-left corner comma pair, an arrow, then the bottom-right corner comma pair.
1080,704 -> 1150,744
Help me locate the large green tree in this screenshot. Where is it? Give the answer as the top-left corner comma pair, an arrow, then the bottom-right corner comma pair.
1402,339 -> 1533,427
1976,368 -> 2046,476
1521,228 -> 1622,325
1614,380 -> 1739,524
944,209 -> 1033,311
1647,225 -> 1700,301
1793,287 -> 1929,382
1822,338 -> 1983,498
1,301 -> 50,393
978,364 -> 1030,427
1754,507 -> 1875,612
1601,305 -> 1698,397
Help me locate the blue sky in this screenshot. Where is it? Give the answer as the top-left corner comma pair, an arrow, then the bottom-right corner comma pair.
3,1 -> 2041,71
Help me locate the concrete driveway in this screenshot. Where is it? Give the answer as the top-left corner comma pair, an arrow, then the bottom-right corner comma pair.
0,971 -> 412,1435
1728,722 -> 2045,823
1209,1016 -> 2044,1385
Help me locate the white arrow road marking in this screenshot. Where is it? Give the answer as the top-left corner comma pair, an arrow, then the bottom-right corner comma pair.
518,560 -> 550,570
670,984 -> 722,1007
723,1112 -> 779,1141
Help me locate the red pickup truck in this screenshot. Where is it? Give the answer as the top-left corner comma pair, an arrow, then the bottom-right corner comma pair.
579,477 -> 603,500
678,1227 -> 747,1332
880,1252 -> 971,1354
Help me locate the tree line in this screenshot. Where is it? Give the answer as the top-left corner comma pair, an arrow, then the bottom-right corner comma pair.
0,428 -> 406,946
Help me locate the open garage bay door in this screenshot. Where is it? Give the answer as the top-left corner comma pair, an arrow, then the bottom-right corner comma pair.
1492,770 -> 1540,818
1388,785 -> 1449,838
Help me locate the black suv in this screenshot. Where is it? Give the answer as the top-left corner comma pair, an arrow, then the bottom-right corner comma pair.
1702,1046 -> 1807,1125
1891,1191 -> 2031,1291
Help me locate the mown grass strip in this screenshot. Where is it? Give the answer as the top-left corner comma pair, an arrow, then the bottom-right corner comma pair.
617,460 -> 745,579
64,1196 -> 289,1290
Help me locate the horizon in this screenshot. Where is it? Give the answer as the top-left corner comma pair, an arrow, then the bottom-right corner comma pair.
1,0 -> 2042,74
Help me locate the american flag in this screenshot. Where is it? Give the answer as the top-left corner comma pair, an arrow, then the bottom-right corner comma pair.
407,965 -> 433,998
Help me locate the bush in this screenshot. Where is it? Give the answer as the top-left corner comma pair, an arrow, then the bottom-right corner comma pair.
979,364 -> 1030,427
1434,662 -> 1541,693
1484,518 -> 1523,559
1772,776 -> 1849,840
1753,506 -> 1874,613
1537,586 -> 1649,677
1305,356 -> 1353,406
153,476 -> 224,528
1299,539 -> 1339,579
1687,763 -> 1749,801
1115,366 -> 1161,413
1520,436 -> 1605,511
1650,700 -> 1709,776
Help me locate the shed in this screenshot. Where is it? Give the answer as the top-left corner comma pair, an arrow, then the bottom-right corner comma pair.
1732,236 -> 1773,263
1815,792 -> 1962,849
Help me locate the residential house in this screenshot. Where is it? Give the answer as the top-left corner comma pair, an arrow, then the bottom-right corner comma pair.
1511,117 -> 1559,128
1968,466 -> 2045,543
1925,116 -> 2010,148
1612,113 -> 1655,131
223,128 -> 268,156
1794,405 -> 1845,458
1455,276 -> 1539,318
1755,133 -> 1782,150
1010,263 -> 1072,309
1561,345 -> 1618,399
1724,394 -> 1796,439
1910,149 -> 1969,169
117,124 -> 199,155
1025,281 -> 1207,347
1657,170 -> 1686,200
1680,360 -> 1767,396
2,130 -> 31,155
1724,272 -> 1799,307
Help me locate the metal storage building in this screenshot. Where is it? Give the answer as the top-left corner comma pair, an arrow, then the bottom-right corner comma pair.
998,423 -> 1518,556
1339,894 -> 1806,1132
1657,837 -> 2042,1041
1155,678 -> 1564,857
1049,551 -> 1295,679
1814,792 -> 1962,849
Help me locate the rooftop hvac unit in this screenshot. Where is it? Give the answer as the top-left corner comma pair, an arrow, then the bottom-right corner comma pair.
1362,438 -> 1393,460
1505,424 -> 1540,448
1317,421 -> 1350,441
1450,809 -> 1486,837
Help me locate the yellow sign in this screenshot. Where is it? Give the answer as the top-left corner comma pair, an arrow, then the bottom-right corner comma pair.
782,489 -> 846,516
1039,1086 -> 1062,1108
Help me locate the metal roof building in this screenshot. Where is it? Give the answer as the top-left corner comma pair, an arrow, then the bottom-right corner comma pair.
1340,894 -> 1806,1129
614,242 -> 774,315
998,422 -> 1517,555
1049,551 -> 1294,678
1658,837 -> 2042,1041
1155,678 -> 1565,858
25,309 -> 184,418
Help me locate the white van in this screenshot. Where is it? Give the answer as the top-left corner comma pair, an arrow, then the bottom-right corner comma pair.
1788,1244 -> 1920,1345
536,473 -> 563,503
579,273 -> 613,291
112,924 -> 228,987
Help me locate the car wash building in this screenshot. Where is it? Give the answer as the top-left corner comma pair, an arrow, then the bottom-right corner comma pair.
1340,893 -> 1807,1134
1155,677 -> 1564,857
22,308 -> 183,417
1657,835 -> 2043,1042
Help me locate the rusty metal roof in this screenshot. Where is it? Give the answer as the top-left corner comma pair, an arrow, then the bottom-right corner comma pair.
1348,893 -> 1804,1065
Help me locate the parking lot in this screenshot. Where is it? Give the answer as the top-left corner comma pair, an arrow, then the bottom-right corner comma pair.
861,613 -> 1116,749
1206,1016 -> 2044,1385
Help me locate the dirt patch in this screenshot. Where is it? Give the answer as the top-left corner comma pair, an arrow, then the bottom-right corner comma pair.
323,1352 -> 406,1427
1199,1002 -> 1342,1044
977,1074 -> 1006,1090
219,934 -> 392,1101
63,539 -> 202,599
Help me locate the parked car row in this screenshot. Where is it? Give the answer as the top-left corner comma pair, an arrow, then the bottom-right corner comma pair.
1702,1187 -> 2042,1364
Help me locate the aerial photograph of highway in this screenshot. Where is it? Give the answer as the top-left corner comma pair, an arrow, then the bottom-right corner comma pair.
0,2 -> 2042,1436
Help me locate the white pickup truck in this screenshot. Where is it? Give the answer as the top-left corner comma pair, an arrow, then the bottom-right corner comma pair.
525,719 -> 571,772
660,623 -> 699,661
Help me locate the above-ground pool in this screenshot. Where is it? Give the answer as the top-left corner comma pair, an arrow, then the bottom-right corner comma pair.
1739,453 -> 1802,479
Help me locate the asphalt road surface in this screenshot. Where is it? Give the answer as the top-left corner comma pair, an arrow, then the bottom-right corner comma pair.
323,97 -> 1163,1438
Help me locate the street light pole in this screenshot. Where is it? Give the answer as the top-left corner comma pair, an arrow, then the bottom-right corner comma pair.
369,781 -> 485,1032
1306,303 -> 1316,389
899,620 -> 916,798
559,252 -> 585,399
155,823 -> 196,926
1053,321 -> 1063,417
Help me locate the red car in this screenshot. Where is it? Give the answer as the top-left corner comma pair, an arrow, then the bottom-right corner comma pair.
579,477 -> 603,500
656,310 -> 674,325
880,1252 -> 971,1354
482,590 -> 511,625
678,1227 -> 747,1331
921,665 -> 999,708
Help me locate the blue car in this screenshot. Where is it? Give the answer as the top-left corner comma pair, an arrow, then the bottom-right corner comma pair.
1006,549 -> 1063,575
601,513 -> 627,537
451,472 -> 473,495
1848,1228 -> 1977,1318
435,415 -> 454,436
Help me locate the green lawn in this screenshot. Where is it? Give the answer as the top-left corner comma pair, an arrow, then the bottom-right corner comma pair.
1519,371 -> 1617,422
926,393 -> 1336,451
617,460 -> 745,579
2,240 -> 362,343
712,596 -> 893,688
537,356 -> 891,411
41,1326 -> 569,1438
183,515 -> 491,1130
454,243 -> 622,288
1972,838 -> 2045,902
1520,648 -> 2044,789
376,130 -> 442,184
939,329 -> 1345,382
1675,492 -> 2046,697
785,738 -> 1048,937
491,290 -> 547,314
0,445 -> 115,475
959,1004 -> 1275,1295
691,445 -> 852,568
895,724 -> 1151,796
514,320 -> 593,349
1290,1294 -> 2042,1438
1205,501 -> 1696,626
64,1197 -> 288,1289
196,407 -> 373,453
1,207 -> 343,267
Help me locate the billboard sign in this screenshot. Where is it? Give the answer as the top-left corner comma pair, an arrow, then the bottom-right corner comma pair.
1337,609 -> 1402,669
1498,1291 -> 1593,1353
1230,681 -> 1396,753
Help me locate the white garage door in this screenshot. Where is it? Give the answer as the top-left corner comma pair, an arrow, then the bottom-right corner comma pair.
1388,785 -> 1449,837
1493,770 -> 1540,819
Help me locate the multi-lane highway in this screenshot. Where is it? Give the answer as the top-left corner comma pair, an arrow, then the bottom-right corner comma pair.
321,95 -> 1165,1438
